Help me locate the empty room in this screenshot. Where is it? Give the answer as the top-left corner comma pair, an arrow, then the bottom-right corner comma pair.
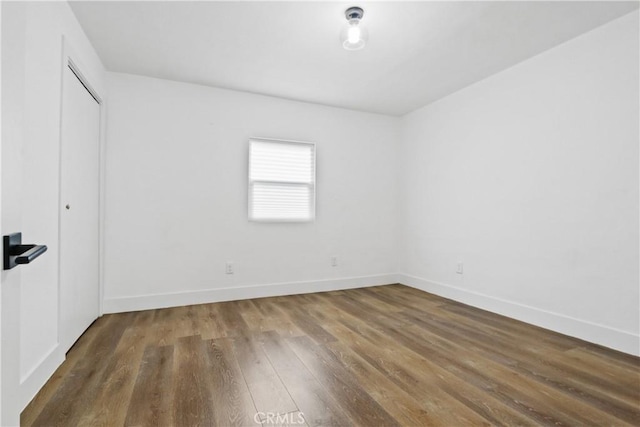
1,0 -> 639,425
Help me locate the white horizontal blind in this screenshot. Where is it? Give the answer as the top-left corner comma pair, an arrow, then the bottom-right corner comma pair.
249,138 -> 316,221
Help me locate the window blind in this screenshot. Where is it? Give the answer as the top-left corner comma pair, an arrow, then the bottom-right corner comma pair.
249,138 -> 316,222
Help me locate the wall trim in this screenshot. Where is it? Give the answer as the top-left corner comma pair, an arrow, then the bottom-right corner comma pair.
103,274 -> 400,314
398,273 -> 640,356
19,344 -> 64,410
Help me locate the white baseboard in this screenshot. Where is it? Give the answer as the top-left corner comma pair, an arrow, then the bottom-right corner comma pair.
20,344 -> 65,410
398,274 -> 640,357
103,274 -> 400,314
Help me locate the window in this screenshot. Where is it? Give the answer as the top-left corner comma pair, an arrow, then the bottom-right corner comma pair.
248,138 -> 316,222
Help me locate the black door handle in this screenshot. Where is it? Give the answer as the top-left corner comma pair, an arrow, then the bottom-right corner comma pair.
3,233 -> 48,270
14,245 -> 48,265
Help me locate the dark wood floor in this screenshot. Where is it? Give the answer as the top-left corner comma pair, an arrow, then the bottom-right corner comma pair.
22,284 -> 640,426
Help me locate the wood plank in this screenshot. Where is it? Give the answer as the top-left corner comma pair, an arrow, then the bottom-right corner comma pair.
232,331 -> 298,416
218,301 -> 251,337
77,311 -> 154,426
347,287 -> 405,313
579,343 -> 640,370
172,335 -> 215,426
195,303 -> 228,340
124,344 -> 174,426
563,346 -> 640,384
258,330 -> 351,427
236,298 -> 271,333
251,298 -> 305,338
358,285 -> 443,312
287,335 -> 400,427
202,337 -> 259,427
273,301 -> 336,344
147,306 -> 180,346
326,340 -> 477,427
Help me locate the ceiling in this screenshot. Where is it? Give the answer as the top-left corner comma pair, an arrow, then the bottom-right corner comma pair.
69,1 -> 639,116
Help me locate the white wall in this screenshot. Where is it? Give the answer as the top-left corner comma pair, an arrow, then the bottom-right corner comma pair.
103,73 -> 400,311
399,11 -> 639,355
10,1 -> 106,408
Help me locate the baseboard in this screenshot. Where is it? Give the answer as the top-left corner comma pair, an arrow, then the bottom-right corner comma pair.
19,344 -> 65,410
103,273 -> 400,314
398,274 -> 639,356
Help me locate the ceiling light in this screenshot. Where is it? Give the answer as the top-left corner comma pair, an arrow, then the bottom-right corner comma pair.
341,7 -> 368,51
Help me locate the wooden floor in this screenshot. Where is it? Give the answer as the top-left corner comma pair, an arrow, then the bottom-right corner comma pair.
22,285 -> 639,426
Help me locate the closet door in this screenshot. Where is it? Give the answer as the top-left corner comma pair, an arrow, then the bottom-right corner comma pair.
59,64 -> 101,353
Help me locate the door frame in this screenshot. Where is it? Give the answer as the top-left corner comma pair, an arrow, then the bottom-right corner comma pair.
57,37 -> 107,353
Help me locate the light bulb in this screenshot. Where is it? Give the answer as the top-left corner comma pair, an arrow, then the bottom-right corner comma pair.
348,23 -> 361,44
340,7 -> 368,51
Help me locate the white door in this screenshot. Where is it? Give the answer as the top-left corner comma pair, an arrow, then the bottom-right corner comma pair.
59,64 -> 101,353
1,3 -> 26,424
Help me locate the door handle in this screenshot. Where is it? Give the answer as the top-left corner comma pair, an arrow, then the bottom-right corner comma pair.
3,232 -> 48,270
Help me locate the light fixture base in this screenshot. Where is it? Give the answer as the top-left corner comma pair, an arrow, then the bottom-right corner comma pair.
345,7 -> 364,21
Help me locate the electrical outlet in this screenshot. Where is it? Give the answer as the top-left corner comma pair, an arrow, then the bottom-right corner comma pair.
225,261 -> 234,274
331,256 -> 338,267
456,262 -> 463,274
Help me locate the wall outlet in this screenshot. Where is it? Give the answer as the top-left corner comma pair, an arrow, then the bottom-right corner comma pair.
456,262 -> 463,274
331,256 -> 338,267
225,261 -> 234,274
